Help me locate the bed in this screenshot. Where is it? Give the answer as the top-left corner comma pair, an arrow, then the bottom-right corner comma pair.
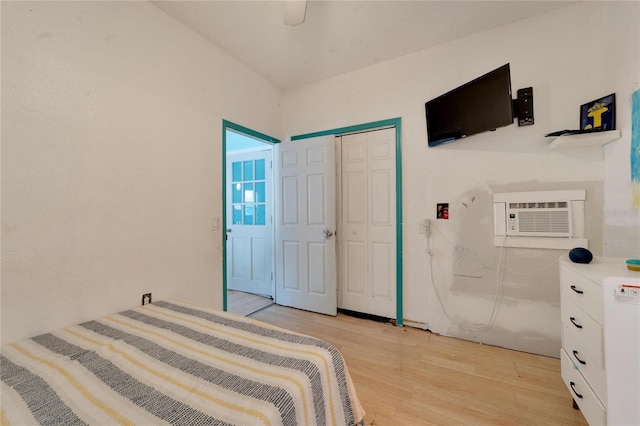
1,299 -> 365,425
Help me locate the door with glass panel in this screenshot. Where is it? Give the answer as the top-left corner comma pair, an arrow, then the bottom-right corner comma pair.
226,148 -> 273,296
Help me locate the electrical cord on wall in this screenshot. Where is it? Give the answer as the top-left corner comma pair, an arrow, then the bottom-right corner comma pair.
426,230 -> 507,331
427,223 -> 558,331
425,220 -> 562,331
434,226 -> 559,275
422,203 -> 564,331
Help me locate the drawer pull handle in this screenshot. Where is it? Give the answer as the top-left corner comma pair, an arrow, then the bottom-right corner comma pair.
572,350 -> 587,365
570,381 -> 583,399
569,317 -> 583,329
570,285 -> 584,295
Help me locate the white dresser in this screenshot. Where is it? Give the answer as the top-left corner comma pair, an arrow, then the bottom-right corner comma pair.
559,256 -> 640,425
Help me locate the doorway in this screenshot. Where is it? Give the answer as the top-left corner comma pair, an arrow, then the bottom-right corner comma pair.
222,120 -> 279,316
223,118 -> 403,325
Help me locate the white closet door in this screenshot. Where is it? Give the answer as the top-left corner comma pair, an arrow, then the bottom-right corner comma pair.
274,135 -> 337,316
338,128 -> 396,318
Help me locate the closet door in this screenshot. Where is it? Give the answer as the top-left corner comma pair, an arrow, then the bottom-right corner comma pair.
338,128 -> 396,318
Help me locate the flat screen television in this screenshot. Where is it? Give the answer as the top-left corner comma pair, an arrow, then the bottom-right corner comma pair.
425,64 -> 514,147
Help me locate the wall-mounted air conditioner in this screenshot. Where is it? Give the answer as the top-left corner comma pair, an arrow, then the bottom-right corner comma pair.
493,190 -> 587,249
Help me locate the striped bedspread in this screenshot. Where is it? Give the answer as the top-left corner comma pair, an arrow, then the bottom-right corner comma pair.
1,300 -> 365,425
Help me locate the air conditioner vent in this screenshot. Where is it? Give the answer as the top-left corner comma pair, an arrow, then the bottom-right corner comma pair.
517,211 -> 570,234
509,201 -> 568,209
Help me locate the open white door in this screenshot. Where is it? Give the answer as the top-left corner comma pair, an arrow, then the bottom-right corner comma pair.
225,148 -> 273,297
274,135 -> 337,315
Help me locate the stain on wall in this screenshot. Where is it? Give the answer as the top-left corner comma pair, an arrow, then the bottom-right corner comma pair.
427,181 -> 603,356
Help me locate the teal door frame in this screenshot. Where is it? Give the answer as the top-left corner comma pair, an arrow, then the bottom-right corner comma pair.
291,117 -> 403,326
222,120 -> 280,311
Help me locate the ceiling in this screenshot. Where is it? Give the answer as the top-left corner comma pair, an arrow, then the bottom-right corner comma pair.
152,1 -> 577,91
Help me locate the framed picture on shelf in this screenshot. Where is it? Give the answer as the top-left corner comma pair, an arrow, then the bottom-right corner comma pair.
580,93 -> 616,131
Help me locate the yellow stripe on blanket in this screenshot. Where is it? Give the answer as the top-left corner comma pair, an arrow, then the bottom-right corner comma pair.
146,305 -> 340,425
10,343 -> 134,426
104,342 -> 272,425
61,327 -> 272,425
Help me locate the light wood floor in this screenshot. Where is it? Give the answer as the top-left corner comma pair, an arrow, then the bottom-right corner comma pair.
227,290 -> 273,317
252,305 -> 588,426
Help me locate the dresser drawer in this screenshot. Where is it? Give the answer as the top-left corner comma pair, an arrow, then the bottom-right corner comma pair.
562,302 -> 606,402
561,350 -> 606,425
561,266 -> 603,324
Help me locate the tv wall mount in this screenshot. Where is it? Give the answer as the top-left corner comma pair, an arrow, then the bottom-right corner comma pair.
513,87 -> 534,126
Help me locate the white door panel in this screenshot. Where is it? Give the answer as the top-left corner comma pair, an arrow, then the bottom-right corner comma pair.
371,242 -> 394,297
338,128 -> 396,318
226,149 -> 273,297
275,135 -> 337,315
343,241 -> 366,312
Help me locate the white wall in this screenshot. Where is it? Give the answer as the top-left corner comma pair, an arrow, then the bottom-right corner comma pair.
602,2 -> 640,256
282,1 -> 640,356
1,1 -> 281,344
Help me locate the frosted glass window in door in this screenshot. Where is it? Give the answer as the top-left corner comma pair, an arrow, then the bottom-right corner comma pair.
232,183 -> 242,203
256,205 -> 266,225
232,205 -> 242,225
255,182 -> 265,203
232,162 -> 242,182
244,183 -> 254,203
255,159 -> 266,180
244,205 -> 254,225
243,161 -> 253,180
230,160 -> 267,226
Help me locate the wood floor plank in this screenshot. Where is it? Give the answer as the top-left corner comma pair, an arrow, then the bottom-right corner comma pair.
252,305 -> 588,426
227,290 -> 273,316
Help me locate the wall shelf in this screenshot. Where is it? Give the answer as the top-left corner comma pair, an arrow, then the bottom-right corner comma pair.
546,130 -> 621,150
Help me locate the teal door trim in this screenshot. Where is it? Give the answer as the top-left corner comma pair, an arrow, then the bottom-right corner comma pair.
222,120 -> 280,312
291,117 -> 403,326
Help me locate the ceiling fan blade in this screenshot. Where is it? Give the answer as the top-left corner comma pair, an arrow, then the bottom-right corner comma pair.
284,0 -> 307,26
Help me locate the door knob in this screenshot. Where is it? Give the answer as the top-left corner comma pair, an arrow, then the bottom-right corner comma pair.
322,229 -> 334,239
226,229 -> 232,233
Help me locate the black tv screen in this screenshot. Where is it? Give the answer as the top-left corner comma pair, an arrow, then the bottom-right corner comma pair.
425,64 -> 514,147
